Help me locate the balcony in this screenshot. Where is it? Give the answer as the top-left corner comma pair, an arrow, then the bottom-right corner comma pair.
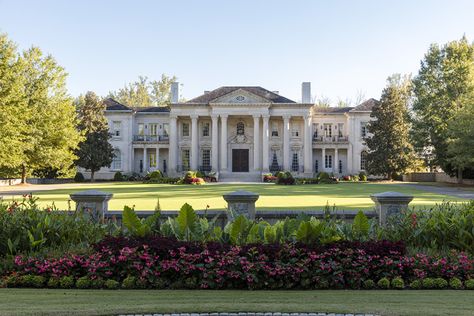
133,134 -> 169,143
312,135 -> 349,143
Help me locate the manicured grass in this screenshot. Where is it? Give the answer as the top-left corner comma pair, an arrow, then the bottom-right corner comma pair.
8,182 -> 465,211
0,289 -> 472,316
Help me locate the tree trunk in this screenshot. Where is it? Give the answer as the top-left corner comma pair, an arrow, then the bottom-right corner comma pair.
21,165 -> 27,184
457,167 -> 463,184
90,170 -> 95,182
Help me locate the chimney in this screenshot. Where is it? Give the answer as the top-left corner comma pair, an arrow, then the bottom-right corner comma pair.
302,82 -> 311,103
171,82 -> 179,103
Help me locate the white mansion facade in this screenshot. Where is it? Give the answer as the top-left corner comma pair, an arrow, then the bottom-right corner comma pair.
97,83 -> 375,181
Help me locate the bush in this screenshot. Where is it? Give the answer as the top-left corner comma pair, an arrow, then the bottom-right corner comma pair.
113,171 -> 123,181
422,278 -> 435,289
465,279 -> 474,290
317,172 -> 330,180
148,170 -> 162,180
75,276 -> 91,289
363,279 -> 375,289
409,279 -> 422,289
449,277 -> 463,289
5,274 -> 21,287
122,276 -> 136,289
21,275 -> 45,288
74,172 -> 85,182
352,175 -> 360,182
276,171 -> 295,185
391,277 -> 404,289
434,278 -> 448,289
377,277 -> 390,289
59,276 -> 74,289
359,171 -> 367,181
47,277 -> 60,288
90,278 -> 104,289
104,279 -> 120,289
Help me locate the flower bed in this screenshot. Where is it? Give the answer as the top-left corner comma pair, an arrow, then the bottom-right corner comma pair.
3,237 -> 473,290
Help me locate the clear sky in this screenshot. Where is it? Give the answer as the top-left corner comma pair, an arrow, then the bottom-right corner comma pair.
1,0 -> 473,104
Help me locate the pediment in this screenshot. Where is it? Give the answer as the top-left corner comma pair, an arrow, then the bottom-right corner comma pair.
209,89 -> 272,104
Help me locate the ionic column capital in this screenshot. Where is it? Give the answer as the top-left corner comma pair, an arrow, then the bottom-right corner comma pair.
190,114 -> 199,120
220,114 -> 229,119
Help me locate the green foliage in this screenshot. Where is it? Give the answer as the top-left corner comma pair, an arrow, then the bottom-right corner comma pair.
90,278 -> 105,289
59,276 -> 74,289
122,205 -> 160,238
104,279 -> 120,289
121,276 -> 136,289
433,278 -> 448,289
20,275 -> 45,288
422,278 -> 435,289
148,170 -> 163,180
363,279 -> 375,289
113,171 -> 123,181
75,276 -> 91,289
391,277 -> 405,289
352,211 -> 370,241
409,279 -> 422,289
447,100 -> 474,174
316,172 -> 330,180
465,279 -> 474,290
47,278 -> 60,288
74,172 -> 85,182
377,277 -> 390,289
366,74 -> 417,179
359,171 -> 367,181
449,277 -> 463,289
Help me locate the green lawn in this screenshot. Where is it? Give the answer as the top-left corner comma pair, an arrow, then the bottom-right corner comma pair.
0,289 -> 472,316
12,182 -> 466,211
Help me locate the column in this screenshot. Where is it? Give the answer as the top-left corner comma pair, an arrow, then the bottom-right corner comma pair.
156,147 -> 159,171
169,115 -> 178,175
253,115 -> 260,172
143,147 -> 147,173
348,144 -> 353,174
211,115 -> 219,172
322,147 -> 326,171
190,115 -> 199,170
303,115 -> 313,174
334,148 -> 339,174
283,115 -> 291,171
262,115 -> 270,172
220,115 -> 228,172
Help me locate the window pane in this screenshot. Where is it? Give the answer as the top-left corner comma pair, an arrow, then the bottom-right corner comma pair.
182,123 -> 189,137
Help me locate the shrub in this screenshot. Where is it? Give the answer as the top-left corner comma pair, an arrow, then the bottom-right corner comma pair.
148,170 -> 162,180
422,278 -> 435,289
409,279 -> 422,289
122,276 -> 136,289
317,172 -> 330,180
59,276 -> 74,289
5,274 -> 21,287
75,276 -> 91,289
47,277 -> 60,288
465,279 -> 474,290
377,277 -> 390,289
359,171 -> 367,181
74,172 -> 85,182
20,275 -> 45,288
104,279 -> 120,289
276,171 -> 295,185
90,278 -> 104,289
391,277 -> 404,289
449,277 -> 463,289
363,279 -> 375,289
113,171 -> 123,181
352,174 -> 360,182
434,278 -> 448,289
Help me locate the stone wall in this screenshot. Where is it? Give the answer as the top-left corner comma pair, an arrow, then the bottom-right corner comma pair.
403,172 -> 474,185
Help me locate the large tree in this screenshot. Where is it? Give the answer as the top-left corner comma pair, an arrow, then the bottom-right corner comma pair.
365,74 -> 417,179
412,37 -> 474,177
107,74 -> 177,107
75,91 -> 114,181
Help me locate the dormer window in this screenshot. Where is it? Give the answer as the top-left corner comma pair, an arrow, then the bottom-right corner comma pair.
237,122 -> 245,135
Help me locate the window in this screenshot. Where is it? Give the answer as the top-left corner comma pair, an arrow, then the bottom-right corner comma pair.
237,122 -> 245,135
149,152 -> 157,168
338,160 -> 343,174
182,149 -> 190,170
360,151 -> 368,170
112,149 -> 121,170
313,123 -> 319,138
315,160 -> 319,173
112,121 -> 121,137
163,123 -> 169,136
202,122 -> 210,137
150,124 -> 158,136
202,149 -> 211,167
138,123 -> 145,136
325,154 -> 333,169
182,122 -> 189,137
291,151 -> 299,172
361,122 -> 368,138
271,122 -> 279,137
291,124 -> 299,137
338,123 -> 344,137
324,124 -> 332,137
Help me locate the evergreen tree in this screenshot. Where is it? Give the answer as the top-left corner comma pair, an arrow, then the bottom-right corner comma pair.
75,91 -> 114,181
412,37 -> 474,176
365,74 -> 416,179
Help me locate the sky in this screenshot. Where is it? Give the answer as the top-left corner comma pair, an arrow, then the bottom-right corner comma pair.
1,0 -> 473,104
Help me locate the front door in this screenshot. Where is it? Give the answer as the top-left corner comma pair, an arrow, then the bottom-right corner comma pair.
232,149 -> 249,172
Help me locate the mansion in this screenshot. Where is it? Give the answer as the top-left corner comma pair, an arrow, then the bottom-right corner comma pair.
97,83 -> 375,181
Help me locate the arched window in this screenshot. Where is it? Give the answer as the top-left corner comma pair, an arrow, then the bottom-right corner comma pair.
360,151 -> 368,170
112,148 -> 121,170
236,122 -> 245,135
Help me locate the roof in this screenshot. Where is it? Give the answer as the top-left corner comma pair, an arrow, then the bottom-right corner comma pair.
350,98 -> 379,112
104,98 -> 132,111
135,106 -> 170,113
186,86 -> 296,104
313,106 -> 353,114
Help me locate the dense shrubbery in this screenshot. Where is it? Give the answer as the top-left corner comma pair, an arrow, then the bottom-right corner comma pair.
74,172 -> 85,182
113,171 -> 123,181
276,171 -> 295,185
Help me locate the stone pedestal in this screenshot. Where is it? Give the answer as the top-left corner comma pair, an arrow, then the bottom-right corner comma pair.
370,191 -> 414,225
69,190 -> 113,221
223,190 -> 260,221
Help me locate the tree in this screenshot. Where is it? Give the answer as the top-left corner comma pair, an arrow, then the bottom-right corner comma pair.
107,74 -> 177,107
365,74 -> 417,179
412,37 -> 474,176
75,91 -> 114,181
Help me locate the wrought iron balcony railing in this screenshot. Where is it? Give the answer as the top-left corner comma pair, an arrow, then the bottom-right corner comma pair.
133,135 -> 169,143
312,135 -> 349,143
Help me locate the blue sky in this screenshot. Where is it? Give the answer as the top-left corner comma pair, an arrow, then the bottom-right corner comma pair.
1,0 -> 473,104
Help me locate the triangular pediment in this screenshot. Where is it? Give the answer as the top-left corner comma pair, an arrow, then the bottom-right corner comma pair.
209,89 -> 272,104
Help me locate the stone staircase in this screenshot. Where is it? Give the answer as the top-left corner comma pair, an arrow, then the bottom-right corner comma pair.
218,172 -> 262,183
